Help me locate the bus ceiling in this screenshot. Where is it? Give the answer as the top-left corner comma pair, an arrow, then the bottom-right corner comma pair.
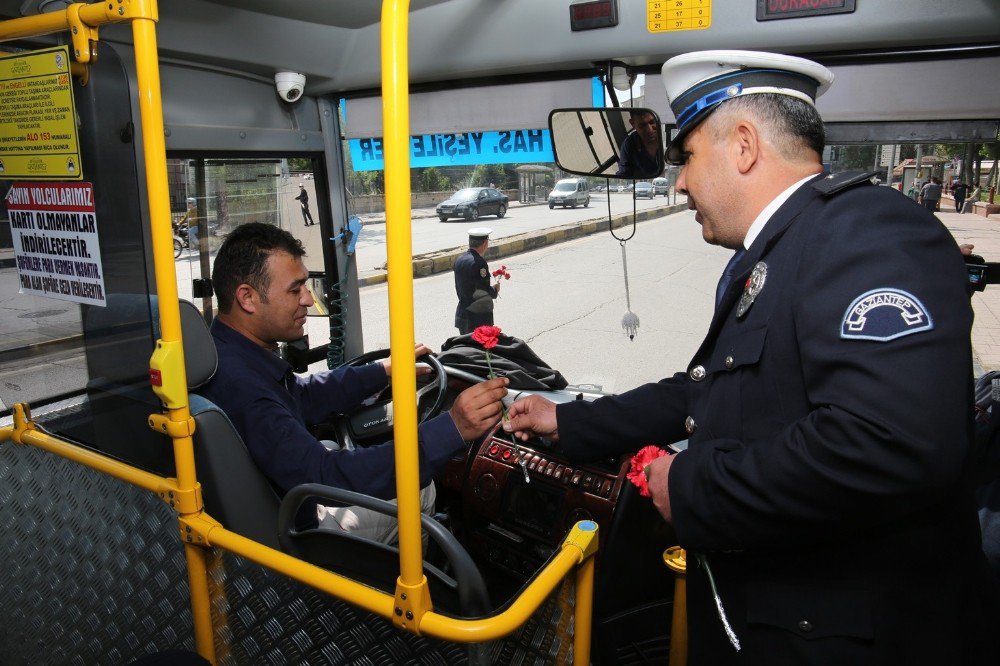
6,1 -> 1000,98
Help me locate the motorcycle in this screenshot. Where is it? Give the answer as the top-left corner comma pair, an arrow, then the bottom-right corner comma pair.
172,218 -> 190,258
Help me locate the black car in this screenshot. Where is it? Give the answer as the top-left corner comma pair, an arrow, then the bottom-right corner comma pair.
437,187 -> 508,221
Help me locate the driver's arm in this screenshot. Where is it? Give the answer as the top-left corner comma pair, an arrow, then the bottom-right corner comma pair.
292,363 -> 389,425
240,395 -> 465,500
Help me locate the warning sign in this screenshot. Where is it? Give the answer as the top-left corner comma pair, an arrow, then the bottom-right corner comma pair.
5,182 -> 106,306
0,46 -> 82,180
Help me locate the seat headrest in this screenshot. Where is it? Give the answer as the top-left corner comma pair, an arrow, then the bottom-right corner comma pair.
178,300 -> 218,389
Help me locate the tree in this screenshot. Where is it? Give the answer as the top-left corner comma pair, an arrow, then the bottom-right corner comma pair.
413,167 -> 450,192
470,164 -> 508,188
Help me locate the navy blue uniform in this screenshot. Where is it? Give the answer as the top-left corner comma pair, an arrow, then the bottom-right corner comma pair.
454,248 -> 496,334
200,319 -> 464,500
554,174 -> 999,664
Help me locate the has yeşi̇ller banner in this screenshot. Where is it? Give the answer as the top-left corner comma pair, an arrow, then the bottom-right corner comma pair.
5,181 -> 106,306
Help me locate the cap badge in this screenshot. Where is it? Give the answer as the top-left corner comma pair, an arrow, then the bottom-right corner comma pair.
726,85 -> 740,97
736,262 -> 767,318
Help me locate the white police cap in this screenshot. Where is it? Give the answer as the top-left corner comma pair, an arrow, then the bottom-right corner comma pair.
662,50 -> 834,164
468,227 -> 492,241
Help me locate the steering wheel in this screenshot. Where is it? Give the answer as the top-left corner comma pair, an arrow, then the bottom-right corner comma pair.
327,349 -> 449,450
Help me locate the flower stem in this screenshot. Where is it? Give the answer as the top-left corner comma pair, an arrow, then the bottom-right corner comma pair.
485,350 -> 508,422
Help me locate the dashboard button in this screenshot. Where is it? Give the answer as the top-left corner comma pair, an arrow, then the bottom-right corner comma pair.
501,448 -> 512,460
488,444 -> 500,456
553,465 -> 564,480
545,462 -> 556,476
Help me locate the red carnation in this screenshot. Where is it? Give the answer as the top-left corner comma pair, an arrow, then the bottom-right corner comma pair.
626,445 -> 669,498
471,325 -> 502,349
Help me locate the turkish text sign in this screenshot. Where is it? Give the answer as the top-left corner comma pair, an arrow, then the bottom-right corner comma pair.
349,129 -> 553,171
6,182 -> 106,306
0,46 -> 82,180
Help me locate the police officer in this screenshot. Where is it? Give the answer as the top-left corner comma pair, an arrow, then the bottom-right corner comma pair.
453,227 -> 498,334
505,50 -> 998,664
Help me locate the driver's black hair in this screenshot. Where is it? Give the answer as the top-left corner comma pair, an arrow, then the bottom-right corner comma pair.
212,222 -> 305,313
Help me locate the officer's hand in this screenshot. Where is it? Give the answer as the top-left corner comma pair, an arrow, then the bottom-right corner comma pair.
494,281 -> 501,295
449,377 -> 509,441
645,452 -> 677,523
381,343 -> 435,377
502,395 -> 558,442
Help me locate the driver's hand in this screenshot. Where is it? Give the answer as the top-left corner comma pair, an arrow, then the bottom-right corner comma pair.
381,343 -> 435,377
449,377 -> 508,441
502,394 -> 559,442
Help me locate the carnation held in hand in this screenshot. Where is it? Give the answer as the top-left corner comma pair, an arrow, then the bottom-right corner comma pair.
627,445 -> 669,497
472,325 -> 508,420
471,325 -> 502,349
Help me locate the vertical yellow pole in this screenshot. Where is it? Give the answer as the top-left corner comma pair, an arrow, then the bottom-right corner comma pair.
381,0 -> 425,590
573,553 -> 595,665
664,546 -> 688,666
131,12 -> 216,663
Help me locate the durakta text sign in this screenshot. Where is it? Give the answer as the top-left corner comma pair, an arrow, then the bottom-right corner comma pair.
0,46 -> 82,181
6,182 -> 106,306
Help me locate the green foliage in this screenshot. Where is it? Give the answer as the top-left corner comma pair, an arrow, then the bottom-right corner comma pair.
470,164 -> 510,188
286,157 -> 312,173
413,167 -> 451,192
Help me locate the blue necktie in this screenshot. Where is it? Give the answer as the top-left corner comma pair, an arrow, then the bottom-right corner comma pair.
715,248 -> 746,309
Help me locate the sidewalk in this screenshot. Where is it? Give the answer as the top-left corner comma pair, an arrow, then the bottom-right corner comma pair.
937,208 -> 1000,372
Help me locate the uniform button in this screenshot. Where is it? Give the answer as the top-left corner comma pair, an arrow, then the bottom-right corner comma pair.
684,416 -> 697,434
725,355 -> 734,369
797,620 -> 813,633
689,365 -> 706,381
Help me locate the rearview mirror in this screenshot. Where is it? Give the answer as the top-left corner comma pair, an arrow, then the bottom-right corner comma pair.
548,107 -> 664,180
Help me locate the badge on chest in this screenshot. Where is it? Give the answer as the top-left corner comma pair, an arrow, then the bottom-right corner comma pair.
736,262 -> 768,318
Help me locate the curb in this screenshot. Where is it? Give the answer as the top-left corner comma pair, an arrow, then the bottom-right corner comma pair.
357,202 -> 688,287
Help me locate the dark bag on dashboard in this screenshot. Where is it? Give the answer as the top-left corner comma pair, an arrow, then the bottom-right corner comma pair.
465,288 -> 494,314
439,333 -> 568,390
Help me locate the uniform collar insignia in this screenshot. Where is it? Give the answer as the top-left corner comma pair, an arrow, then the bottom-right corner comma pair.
736,262 -> 767,318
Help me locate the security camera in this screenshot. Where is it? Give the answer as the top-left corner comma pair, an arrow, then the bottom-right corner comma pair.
275,72 -> 306,103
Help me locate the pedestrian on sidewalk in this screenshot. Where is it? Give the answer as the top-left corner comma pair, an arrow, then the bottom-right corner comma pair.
953,180 -> 970,213
920,176 -> 943,212
295,184 -> 316,226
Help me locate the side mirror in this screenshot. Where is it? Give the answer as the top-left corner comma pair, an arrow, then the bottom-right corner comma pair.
548,107 -> 664,180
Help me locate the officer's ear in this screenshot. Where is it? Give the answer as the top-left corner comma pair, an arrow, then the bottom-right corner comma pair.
732,120 -> 761,174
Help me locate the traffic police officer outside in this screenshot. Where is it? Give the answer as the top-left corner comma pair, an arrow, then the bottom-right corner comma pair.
454,227 -> 499,334
505,50 -> 999,664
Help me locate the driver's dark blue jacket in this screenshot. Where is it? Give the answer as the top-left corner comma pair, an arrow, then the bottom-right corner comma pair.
200,319 -> 464,500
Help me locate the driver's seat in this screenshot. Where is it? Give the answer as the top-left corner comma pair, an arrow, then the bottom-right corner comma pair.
177,301 -> 492,617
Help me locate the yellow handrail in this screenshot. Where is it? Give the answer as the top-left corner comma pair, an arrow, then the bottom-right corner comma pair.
2,411 -> 597,647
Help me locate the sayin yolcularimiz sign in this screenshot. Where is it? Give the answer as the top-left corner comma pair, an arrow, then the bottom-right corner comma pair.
5,181 -> 107,306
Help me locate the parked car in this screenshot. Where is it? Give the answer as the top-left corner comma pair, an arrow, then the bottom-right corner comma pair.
547,178 -> 590,209
634,182 -> 654,199
652,177 -> 670,196
437,187 -> 508,221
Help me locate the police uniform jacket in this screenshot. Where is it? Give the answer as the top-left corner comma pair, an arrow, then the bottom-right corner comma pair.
454,248 -> 496,325
554,173 -> 998,664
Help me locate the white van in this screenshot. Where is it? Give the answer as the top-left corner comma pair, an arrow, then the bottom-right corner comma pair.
652,177 -> 670,196
548,178 -> 590,209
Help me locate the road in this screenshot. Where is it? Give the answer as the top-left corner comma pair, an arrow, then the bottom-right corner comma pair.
317,207 -> 728,394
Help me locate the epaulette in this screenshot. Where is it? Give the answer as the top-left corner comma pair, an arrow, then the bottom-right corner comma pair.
811,170 -> 878,197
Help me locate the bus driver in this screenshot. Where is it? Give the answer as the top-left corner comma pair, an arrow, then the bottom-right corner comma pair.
201,223 -> 508,544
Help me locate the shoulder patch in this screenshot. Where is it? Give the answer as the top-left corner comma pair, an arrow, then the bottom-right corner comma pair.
480,267 -> 488,278
812,170 -> 878,197
841,288 -> 934,342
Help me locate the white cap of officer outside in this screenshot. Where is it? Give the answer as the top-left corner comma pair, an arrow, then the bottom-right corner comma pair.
468,227 -> 492,243
661,50 -> 834,164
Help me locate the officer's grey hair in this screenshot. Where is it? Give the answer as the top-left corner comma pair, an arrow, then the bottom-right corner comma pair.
705,94 -> 825,161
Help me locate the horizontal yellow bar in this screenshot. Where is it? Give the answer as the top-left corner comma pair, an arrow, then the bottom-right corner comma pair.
0,2 -> 124,43
17,426 -> 174,497
419,547 -> 583,642
8,420 -> 592,644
